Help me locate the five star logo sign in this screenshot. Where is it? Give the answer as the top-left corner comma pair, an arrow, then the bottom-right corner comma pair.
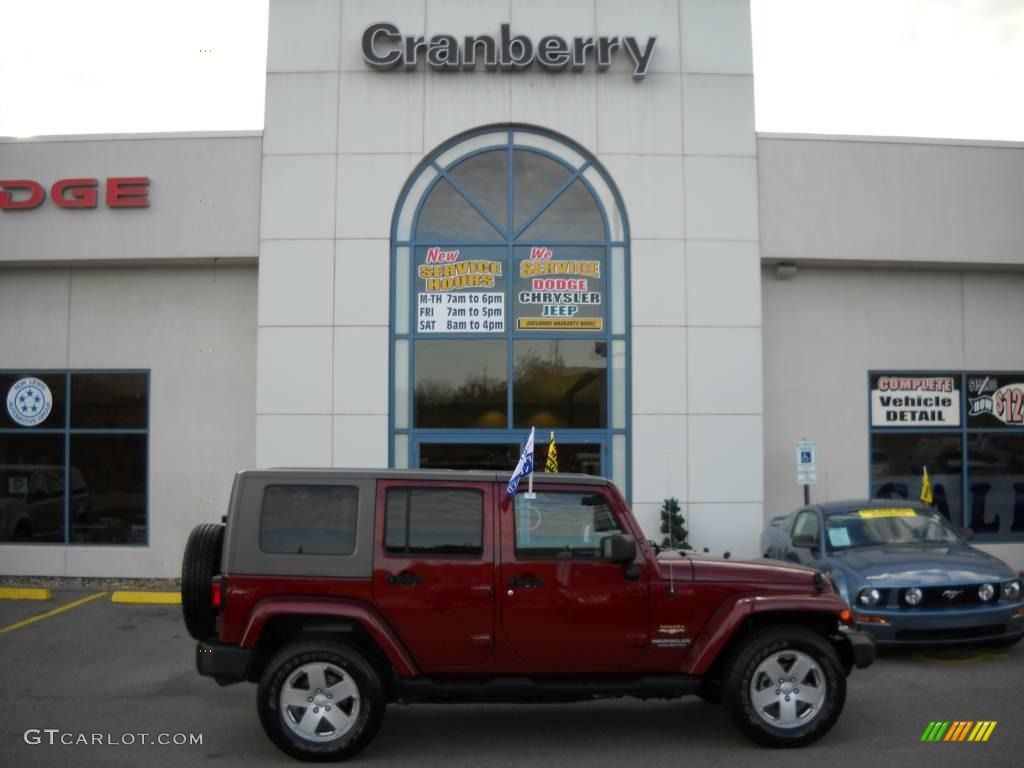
6,377 -> 53,427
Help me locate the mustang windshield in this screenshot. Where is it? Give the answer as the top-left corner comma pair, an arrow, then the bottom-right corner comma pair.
824,508 -> 959,551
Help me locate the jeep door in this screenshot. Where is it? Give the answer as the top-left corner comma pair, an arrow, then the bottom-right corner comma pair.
373,480 -> 496,668
498,485 -> 648,670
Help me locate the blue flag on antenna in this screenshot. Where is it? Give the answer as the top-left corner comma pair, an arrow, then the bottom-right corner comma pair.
504,427 -> 535,509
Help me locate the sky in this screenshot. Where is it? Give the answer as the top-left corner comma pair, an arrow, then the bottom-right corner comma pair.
0,0 -> 1021,141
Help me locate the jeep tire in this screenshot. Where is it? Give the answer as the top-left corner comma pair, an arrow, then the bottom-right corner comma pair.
181,523 -> 224,640
257,641 -> 386,762
723,626 -> 845,748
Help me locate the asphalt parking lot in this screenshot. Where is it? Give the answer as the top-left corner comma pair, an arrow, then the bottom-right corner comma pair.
1,590 -> 1021,768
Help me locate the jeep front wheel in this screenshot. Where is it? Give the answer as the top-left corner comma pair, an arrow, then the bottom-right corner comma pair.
723,626 -> 845,748
257,641 -> 385,762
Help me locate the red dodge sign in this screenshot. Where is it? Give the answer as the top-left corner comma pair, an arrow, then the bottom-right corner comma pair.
0,177 -> 150,210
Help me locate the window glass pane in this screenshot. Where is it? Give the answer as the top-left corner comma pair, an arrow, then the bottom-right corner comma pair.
612,434 -> 626,490
414,340 -> 507,428
394,340 -> 409,428
416,178 -> 502,241
515,491 -> 619,558
512,149 -> 573,232
260,485 -> 358,555
513,246 -> 605,332
69,435 -> 146,543
71,373 -> 147,428
536,439 -> 602,475
398,166 -> 439,240
0,434 -> 65,541
419,443 -> 519,470
395,246 -> 410,335
0,373 -> 66,429
393,434 -> 409,469
793,511 -> 820,540
870,434 -> 962,527
448,150 -> 508,233
966,375 -> 1024,428
384,488 -> 483,555
520,179 -> 604,241
514,340 -> 606,428
966,434 -> 1024,536
582,166 -> 623,240
611,340 -> 626,429
611,246 -> 625,335
415,246 -> 506,335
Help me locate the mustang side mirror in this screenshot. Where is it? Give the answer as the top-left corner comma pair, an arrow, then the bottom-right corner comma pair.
791,534 -> 817,550
958,527 -> 975,541
601,534 -> 636,564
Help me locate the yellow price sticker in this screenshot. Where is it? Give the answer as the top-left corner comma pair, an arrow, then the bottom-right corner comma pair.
858,508 -> 917,519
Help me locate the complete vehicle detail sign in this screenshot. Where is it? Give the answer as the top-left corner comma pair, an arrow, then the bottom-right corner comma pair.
363,23 -> 657,79
870,375 -> 960,427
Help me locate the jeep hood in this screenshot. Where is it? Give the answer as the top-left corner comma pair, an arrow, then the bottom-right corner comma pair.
657,551 -> 818,586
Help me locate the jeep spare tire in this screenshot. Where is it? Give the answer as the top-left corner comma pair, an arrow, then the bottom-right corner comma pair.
181,523 -> 224,640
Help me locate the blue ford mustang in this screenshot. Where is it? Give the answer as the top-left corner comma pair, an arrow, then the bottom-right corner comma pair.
761,500 -> 1024,645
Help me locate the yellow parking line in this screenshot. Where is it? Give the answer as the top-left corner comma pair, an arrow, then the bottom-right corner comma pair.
111,591 -> 181,605
0,587 -> 52,601
0,591 -> 107,635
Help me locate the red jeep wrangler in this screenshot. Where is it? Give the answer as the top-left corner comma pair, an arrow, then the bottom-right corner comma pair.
182,469 -> 874,761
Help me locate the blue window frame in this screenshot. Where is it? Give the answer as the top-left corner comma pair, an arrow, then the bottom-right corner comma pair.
0,370 -> 150,546
389,126 -> 631,496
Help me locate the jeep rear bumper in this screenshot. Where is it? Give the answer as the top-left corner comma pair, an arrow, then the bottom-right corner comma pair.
842,628 -> 876,669
196,639 -> 252,684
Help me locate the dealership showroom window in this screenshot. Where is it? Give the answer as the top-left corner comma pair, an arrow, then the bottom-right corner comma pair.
870,372 -> 1024,542
1,372 -> 149,543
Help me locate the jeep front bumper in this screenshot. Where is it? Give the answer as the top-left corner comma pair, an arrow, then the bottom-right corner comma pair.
842,628 -> 876,669
196,639 -> 252,684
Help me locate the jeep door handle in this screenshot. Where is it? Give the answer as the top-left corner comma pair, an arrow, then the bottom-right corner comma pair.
387,571 -> 423,587
507,576 -> 544,589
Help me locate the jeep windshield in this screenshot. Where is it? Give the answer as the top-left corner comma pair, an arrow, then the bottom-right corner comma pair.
824,508 -> 959,551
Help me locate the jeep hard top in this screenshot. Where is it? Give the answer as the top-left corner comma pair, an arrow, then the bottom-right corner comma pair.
182,468 -> 874,761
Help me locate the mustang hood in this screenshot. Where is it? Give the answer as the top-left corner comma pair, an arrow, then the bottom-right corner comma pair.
829,544 -> 1015,586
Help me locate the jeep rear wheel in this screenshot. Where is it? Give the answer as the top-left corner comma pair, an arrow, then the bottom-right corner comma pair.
257,641 -> 385,762
723,626 -> 845,748
180,523 -> 224,640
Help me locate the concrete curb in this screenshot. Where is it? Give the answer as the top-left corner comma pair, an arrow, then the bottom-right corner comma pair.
0,587 -> 52,601
110,591 -> 181,605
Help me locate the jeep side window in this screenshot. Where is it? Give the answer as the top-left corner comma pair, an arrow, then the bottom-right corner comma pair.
514,491 -> 621,558
384,488 -> 483,556
259,485 -> 359,555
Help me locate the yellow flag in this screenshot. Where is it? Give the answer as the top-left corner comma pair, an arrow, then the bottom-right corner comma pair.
545,431 -> 558,473
920,466 -> 933,506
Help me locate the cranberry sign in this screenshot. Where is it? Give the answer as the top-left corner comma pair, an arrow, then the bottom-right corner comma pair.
0,177 -> 150,211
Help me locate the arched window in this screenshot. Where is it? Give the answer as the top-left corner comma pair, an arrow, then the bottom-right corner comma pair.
390,126 -> 631,495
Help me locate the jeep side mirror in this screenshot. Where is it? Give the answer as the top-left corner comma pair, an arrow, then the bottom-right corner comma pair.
600,534 -> 636,564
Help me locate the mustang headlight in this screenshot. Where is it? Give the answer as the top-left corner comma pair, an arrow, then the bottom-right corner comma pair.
858,588 -> 881,607
1002,580 -> 1021,600
904,587 -> 923,606
978,583 -> 996,602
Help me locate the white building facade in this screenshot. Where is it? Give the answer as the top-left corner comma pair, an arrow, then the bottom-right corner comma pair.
0,0 -> 1021,577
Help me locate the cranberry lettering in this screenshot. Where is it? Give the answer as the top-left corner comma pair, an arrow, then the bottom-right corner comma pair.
363,23 -> 658,80
0,177 -> 150,211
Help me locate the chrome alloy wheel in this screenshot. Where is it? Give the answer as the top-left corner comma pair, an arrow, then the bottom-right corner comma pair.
279,661 -> 361,742
749,649 -> 826,729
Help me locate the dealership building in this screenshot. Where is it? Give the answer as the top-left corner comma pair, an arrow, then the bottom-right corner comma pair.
2,0 -> 1023,577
